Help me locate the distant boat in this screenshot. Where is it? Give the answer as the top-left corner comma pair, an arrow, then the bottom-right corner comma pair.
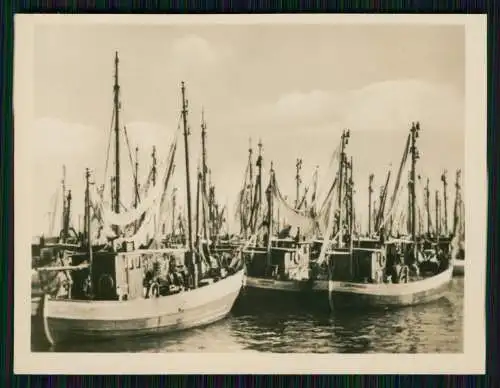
33,54 -> 243,346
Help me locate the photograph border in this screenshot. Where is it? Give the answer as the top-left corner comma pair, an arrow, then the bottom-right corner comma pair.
12,13 -> 486,375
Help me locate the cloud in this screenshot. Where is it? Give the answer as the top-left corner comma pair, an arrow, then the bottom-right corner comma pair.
29,118 -> 178,236
343,79 -> 464,133
170,35 -> 222,69
231,79 -> 464,136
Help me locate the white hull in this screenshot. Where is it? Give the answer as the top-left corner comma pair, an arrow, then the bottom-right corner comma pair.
39,269 -> 244,346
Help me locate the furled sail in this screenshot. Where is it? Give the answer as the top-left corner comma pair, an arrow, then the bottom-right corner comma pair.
89,127 -> 180,246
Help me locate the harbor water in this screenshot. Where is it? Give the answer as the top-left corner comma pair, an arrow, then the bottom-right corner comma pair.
32,277 -> 463,353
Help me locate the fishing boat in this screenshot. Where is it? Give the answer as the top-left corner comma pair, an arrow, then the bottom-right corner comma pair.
240,134 -> 345,299
324,122 -> 454,310
32,165 -> 82,319
34,53 -> 244,346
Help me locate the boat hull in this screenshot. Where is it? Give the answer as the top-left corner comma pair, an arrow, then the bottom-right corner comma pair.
327,264 -> 454,310
453,259 -> 465,277
38,269 -> 244,346
242,264 -> 453,310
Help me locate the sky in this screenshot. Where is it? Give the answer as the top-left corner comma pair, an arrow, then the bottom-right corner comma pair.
29,22 -> 465,236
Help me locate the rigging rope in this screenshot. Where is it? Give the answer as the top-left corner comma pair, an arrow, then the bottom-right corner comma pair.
102,107 -> 116,192
122,125 -> 140,203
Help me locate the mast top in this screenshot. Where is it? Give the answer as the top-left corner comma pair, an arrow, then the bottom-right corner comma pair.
201,107 -> 206,132
455,169 -> 462,188
441,169 -> 448,182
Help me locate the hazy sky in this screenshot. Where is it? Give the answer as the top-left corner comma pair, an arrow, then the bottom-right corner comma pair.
30,22 -> 465,236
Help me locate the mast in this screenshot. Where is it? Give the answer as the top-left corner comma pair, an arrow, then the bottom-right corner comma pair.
151,146 -> 157,186
295,158 -> 302,208
64,190 -> 72,243
435,190 -> 440,240
378,185 -> 384,232
201,109 -> 209,241
338,129 -> 350,247
181,81 -> 196,286
134,147 -> 139,208
453,169 -> 462,233
195,167 -> 201,245
312,165 -> 319,216
349,156 -> 355,278
61,165 -> 66,234
441,170 -> 449,236
251,139 -> 263,234
266,162 -> 274,266
113,51 -> 121,218
349,156 -> 354,238
248,138 -> 254,213
368,173 -> 374,236
257,139 -> 263,231
425,178 -> 431,236
208,169 -> 213,241
410,122 -> 420,246
172,187 -> 177,236
85,169 -> 92,251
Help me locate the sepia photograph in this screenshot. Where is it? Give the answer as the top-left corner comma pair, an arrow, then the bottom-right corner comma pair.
14,14 -> 486,374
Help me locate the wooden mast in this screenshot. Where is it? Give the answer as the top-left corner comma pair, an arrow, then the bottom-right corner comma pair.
151,146 -> 157,186
63,190 -> 72,243
378,185 -> 384,233
201,109 -> 209,242
85,168 -> 94,294
250,140 -> 263,234
113,52 -> 121,232
266,161 -> 274,267
195,167 -> 201,246
61,165 -> 66,240
407,171 -> 412,235
312,165 -> 319,217
368,173 -> 374,236
248,138 -> 254,217
435,190 -> 441,244
133,147 -> 139,233
425,178 -> 431,236
410,122 -> 420,251
349,156 -> 354,237
453,169 -> 462,234
348,156 -> 355,278
134,147 -> 139,207
441,170 -> 448,236
338,129 -> 350,247
172,187 -> 177,237
295,158 -> 302,208
180,81 -> 197,287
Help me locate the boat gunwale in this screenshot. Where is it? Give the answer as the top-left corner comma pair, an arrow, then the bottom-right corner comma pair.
244,261 -> 454,295
43,269 -> 245,320
328,262 -> 454,296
